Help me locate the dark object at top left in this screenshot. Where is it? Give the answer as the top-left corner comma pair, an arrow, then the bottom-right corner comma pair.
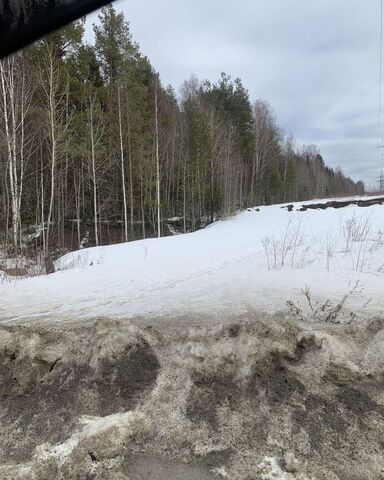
0,0 -> 112,58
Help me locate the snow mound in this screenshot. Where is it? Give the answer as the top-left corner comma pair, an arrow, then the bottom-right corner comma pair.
1,195 -> 384,324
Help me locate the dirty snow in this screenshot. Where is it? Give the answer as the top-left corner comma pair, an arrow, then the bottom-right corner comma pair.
258,457 -> 309,480
1,196 -> 384,325
34,411 -> 144,467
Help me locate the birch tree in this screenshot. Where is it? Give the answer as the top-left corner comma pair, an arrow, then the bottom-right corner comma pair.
38,40 -> 68,262
154,83 -> 161,238
0,52 -> 32,255
87,91 -> 104,246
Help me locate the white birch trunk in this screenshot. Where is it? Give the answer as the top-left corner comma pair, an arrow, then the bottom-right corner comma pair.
118,84 -> 128,242
154,86 -> 161,238
0,54 -> 29,256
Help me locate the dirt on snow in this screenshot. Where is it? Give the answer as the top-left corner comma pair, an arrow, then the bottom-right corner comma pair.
0,313 -> 384,479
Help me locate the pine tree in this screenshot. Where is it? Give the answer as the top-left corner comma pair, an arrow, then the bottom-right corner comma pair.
0,7 -> 365,263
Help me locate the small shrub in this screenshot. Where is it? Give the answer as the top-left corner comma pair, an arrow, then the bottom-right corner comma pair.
287,281 -> 363,324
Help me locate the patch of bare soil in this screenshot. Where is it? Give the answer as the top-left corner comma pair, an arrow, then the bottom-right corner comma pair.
0,314 -> 384,479
282,196 -> 384,212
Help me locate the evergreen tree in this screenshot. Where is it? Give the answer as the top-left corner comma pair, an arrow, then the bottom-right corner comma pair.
94,5 -> 138,84
0,8 -> 365,265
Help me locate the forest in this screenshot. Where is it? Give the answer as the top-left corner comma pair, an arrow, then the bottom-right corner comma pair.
0,5 -> 364,270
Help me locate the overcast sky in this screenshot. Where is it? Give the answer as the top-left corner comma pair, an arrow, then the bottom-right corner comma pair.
86,0 -> 383,187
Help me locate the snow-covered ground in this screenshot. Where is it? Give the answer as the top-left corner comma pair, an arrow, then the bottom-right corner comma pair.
1,195 -> 384,325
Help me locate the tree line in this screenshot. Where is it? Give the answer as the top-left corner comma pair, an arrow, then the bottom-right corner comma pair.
0,5 -> 364,267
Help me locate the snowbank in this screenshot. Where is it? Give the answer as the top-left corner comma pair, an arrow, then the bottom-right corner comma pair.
1,195 -> 384,324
